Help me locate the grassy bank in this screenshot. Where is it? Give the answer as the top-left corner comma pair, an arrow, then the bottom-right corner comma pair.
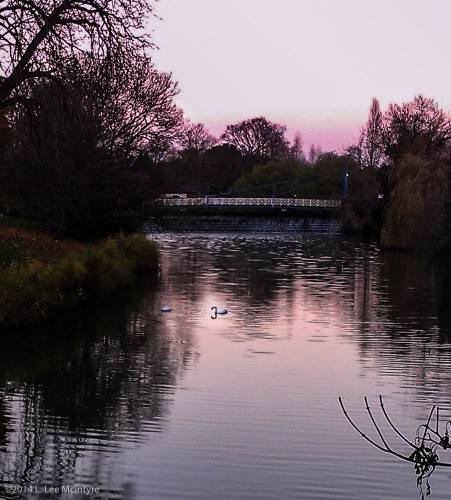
0,226 -> 159,330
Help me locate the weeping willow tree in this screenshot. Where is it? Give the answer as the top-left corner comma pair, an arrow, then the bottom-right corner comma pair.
351,95 -> 451,249
381,154 -> 449,250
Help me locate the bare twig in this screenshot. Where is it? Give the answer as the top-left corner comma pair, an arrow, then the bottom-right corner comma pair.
339,395 -> 451,497
379,394 -> 416,449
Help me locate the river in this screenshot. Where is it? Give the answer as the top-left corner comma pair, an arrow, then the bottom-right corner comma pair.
1,230 -> 451,499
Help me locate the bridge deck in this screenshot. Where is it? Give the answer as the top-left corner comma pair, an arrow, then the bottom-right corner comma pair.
157,197 -> 341,209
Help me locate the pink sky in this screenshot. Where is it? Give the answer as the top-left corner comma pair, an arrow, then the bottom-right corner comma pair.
151,0 -> 451,152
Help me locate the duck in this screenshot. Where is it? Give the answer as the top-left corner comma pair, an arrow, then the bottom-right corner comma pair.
161,306 -> 172,312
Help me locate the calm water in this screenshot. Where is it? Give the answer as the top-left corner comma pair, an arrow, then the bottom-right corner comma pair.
1,231 -> 451,499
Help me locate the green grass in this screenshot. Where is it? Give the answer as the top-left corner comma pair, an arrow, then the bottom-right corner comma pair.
0,232 -> 159,330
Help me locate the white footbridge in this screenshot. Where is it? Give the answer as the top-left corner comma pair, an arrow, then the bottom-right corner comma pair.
157,197 -> 342,209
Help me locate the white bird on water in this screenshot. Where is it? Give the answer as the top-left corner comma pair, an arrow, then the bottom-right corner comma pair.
211,306 -> 228,317
161,306 -> 172,312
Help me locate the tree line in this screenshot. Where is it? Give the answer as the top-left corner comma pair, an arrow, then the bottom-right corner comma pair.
348,95 -> 451,250
0,1 -> 316,238
1,1 -> 451,250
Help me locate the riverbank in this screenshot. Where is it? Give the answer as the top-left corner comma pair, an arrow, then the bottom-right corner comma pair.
0,223 -> 159,330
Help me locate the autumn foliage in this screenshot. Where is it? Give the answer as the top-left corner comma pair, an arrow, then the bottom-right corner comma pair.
0,232 -> 159,330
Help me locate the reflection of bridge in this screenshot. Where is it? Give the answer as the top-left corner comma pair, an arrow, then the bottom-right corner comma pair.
156,197 -> 342,211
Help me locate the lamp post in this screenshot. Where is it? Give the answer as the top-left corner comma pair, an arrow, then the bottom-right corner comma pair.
343,163 -> 349,200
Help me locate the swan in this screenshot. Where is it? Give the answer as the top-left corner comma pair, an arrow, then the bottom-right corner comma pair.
161,306 -> 172,312
211,306 -> 228,316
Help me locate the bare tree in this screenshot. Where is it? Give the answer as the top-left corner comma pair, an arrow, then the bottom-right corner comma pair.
350,96 -> 451,168
355,97 -> 385,169
178,120 -> 217,152
308,143 -> 322,164
364,98 -> 384,167
290,131 -> 305,161
0,0 -> 156,110
64,53 -> 183,160
380,95 -> 451,161
221,116 -> 291,162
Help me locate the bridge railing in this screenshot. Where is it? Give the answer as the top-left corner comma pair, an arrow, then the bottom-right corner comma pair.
156,197 -> 342,209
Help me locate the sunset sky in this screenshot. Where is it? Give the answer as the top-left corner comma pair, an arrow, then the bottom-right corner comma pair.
151,0 -> 451,152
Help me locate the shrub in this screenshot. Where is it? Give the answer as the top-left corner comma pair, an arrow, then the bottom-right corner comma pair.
0,234 -> 159,330
112,233 -> 160,273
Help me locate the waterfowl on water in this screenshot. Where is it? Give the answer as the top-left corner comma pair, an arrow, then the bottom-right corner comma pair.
161,306 -> 172,312
211,306 -> 228,317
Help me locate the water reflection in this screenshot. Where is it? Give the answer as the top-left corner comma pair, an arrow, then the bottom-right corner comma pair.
1,233 -> 451,498
337,247 -> 451,409
157,234 -> 451,408
0,282 -> 196,497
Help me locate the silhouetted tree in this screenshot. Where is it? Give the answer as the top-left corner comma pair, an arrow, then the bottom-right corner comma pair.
352,98 -> 385,169
65,53 -> 183,160
308,143 -> 322,164
348,95 -> 451,242
221,116 -> 291,166
6,81 -> 110,236
232,158 -> 311,197
314,152 -> 351,198
177,120 -> 216,152
0,0 -> 156,110
202,144 -> 245,193
289,131 -> 305,161
375,96 -> 451,249
4,52 -> 183,237
0,109 -> 13,210
161,143 -> 245,196
167,121 -> 217,193
380,95 -> 451,162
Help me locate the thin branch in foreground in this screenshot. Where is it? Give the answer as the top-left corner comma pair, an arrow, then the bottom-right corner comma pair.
339,396 -> 451,498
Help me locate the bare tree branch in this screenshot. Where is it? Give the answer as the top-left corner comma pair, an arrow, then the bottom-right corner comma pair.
0,0 -> 156,110
339,395 -> 451,497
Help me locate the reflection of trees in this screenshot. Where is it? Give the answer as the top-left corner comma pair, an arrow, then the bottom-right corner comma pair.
334,245 -> 451,407
156,234 -> 367,336
157,233 -> 451,342
437,263 -> 451,342
2,232 -> 451,495
0,284 -> 195,494
157,234 -> 451,406
159,235 -> 206,303
213,238 -> 292,305
379,251 -> 438,328
0,396 -> 7,449
165,234 -> 348,297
